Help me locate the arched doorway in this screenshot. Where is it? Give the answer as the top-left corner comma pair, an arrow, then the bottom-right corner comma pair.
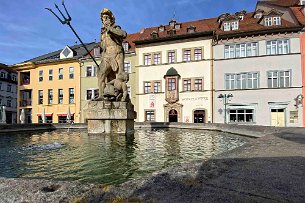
194,110 -> 205,123
169,109 -> 178,122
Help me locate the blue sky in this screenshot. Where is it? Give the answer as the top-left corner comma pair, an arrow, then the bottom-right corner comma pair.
0,0 -> 257,65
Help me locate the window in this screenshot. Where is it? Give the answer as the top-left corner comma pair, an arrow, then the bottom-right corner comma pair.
290,111 -> 298,123
183,79 -> 191,91
223,22 -> 230,31
58,89 -> 63,104
268,70 -> 291,88
159,26 -> 164,32
58,115 -> 74,123
175,24 -> 181,29
11,75 -> 17,81
7,84 -> 11,92
86,66 -> 96,77
48,89 -> 53,104
145,110 -> 155,121
168,51 -> 175,63
265,17 -> 272,26
0,82 -> 2,90
7,99 -> 11,107
39,70 -> 43,82
183,49 -> 191,62
93,47 -> 101,56
231,21 -> 239,30
154,53 -> 161,64
144,82 -> 151,94
229,109 -> 254,123
69,88 -> 74,104
154,81 -> 161,93
69,67 -> 74,79
225,72 -> 259,90
59,68 -> 63,80
254,13 -> 262,19
123,43 -> 129,52
49,69 -> 53,81
225,42 -> 258,59
194,79 -> 203,91
0,72 -> 6,78
86,89 -> 98,100
194,48 -> 202,60
168,78 -> 176,91
273,16 -> 281,25
144,54 -> 151,65
38,90 -> 43,104
266,40 -> 289,55
124,62 -> 131,73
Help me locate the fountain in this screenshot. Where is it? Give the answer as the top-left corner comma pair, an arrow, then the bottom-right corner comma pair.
46,4 -> 136,135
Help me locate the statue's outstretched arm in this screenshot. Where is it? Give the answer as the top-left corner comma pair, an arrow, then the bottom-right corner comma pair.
108,26 -> 127,39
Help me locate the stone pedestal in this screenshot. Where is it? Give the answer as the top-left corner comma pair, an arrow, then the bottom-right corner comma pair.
86,101 -> 137,135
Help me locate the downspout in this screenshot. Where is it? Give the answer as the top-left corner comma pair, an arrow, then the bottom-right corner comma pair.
210,31 -> 218,123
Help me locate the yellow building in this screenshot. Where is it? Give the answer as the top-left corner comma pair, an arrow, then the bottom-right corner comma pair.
14,43 -> 96,123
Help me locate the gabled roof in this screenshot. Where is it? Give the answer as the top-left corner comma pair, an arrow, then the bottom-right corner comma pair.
24,42 -> 97,64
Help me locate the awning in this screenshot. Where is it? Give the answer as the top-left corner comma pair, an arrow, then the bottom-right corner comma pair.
36,113 -> 53,116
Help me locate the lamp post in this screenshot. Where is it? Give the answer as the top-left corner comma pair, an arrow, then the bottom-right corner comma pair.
218,93 -> 233,124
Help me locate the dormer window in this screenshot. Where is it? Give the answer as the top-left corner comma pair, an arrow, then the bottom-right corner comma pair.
231,21 -> 239,30
254,13 -> 262,18
60,46 -> 73,59
151,31 -> 159,39
0,72 -> 5,79
239,15 -> 244,20
158,25 -> 165,32
175,23 -> 181,30
167,29 -> 176,36
169,20 -> 176,28
187,26 -> 196,33
264,16 -> 281,26
223,22 -> 231,31
93,47 -> 101,56
301,0 -> 305,5
273,16 -> 281,25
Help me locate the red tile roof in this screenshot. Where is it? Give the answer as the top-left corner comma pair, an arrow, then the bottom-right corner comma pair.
291,6 -> 305,25
260,0 -> 300,7
124,32 -> 141,52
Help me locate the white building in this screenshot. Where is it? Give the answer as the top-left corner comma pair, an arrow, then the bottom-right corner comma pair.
135,20 -> 214,123
213,2 -> 305,127
0,63 -> 18,123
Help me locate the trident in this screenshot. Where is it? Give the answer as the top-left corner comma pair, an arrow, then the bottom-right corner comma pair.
45,0 -> 100,68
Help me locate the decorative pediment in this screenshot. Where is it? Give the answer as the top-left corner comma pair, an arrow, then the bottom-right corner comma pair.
60,46 -> 74,59
264,9 -> 284,17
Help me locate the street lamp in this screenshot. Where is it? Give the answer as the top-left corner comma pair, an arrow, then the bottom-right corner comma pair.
218,93 -> 233,124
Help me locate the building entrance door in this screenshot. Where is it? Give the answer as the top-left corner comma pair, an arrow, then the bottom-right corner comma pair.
194,110 -> 205,123
169,109 -> 178,122
271,109 -> 285,127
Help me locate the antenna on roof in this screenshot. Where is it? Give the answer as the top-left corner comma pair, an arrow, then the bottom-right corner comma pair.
173,9 -> 176,21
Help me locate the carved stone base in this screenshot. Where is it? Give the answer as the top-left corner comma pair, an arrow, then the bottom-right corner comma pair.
86,101 -> 137,135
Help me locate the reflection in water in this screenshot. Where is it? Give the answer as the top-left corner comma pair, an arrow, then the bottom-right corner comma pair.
0,129 -> 250,185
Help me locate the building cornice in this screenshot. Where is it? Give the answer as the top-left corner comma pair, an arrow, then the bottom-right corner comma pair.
217,26 -> 303,40
134,31 -> 214,45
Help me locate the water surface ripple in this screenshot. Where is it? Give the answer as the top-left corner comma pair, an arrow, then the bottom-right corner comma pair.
0,129 -> 250,185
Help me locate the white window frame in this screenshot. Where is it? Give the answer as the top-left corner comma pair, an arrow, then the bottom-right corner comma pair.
265,17 -> 272,26
273,16 -> 281,25
194,48 -> 202,60
168,51 -> 175,63
154,53 -> 161,64
69,67 -> 74,79
123,43 -> 129,52
223,22 -> 231,31
266,39 -> 289,55
153,81 -> 161,93
183,49 -> 191,62
124,61 -> 131,73
144,54 -> 151,66
231,21 -> 239,30
49,69 -> 53,81
58,68 -> 64,80
39,70 -> 43,82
